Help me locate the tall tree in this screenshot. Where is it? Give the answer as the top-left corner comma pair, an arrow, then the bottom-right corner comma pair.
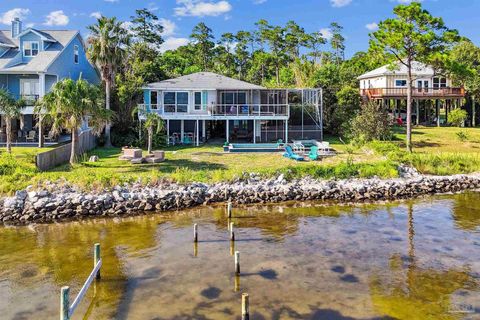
256,19 -> 286,85
285,20 -> 308,59
370,2 -> 459,152
0,90 -> 24,154
130,8 -> 164,48
306,31 -> 326,64
37,79 -> 111,164
330,22 -> 345,64
234,31 -> 252,80
449,41 -> 480,127
190,23 -> 215,71
88,16 -> 130,147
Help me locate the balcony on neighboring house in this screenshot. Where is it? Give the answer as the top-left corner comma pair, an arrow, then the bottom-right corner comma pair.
360,87 -> 465,99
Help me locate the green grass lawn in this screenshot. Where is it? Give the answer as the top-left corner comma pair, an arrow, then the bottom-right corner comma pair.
0,126 -> 479,194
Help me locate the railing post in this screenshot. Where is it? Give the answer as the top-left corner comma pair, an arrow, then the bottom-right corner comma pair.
242,293 -> 250,320
94,243 -> 101,280
60,286 -> 70,320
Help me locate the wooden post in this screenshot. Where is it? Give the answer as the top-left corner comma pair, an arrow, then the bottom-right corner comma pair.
235,251 -> 240,274
234,274 -> 240,292
436,99 -> 440,127
60,286 -> 70,320
230,239 -> 235,256
194,224 -> 198,243
230,222 -> 235,241
94,243 -> 101,280
242,293 -> 249,320
227,202 -> 232,218
194,242 -> 198,257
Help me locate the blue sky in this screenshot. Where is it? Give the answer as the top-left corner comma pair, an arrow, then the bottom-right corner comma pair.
0,0 -> 479,57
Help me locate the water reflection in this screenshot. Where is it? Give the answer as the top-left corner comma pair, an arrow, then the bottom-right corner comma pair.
0,193 -> 479,319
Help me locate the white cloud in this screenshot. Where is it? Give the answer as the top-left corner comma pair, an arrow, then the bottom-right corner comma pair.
44,10 -> 69,26
320,28 -> 333,40
174,0 -> 232,17
0,8 -> 30,25
104,0 -> 119,2
90,12 -> 102,19
253,0 -> 267,4
159,18 -> 176,37
330,0 -> 352,7
365,22 -> 378,31
161,37 -> 189,52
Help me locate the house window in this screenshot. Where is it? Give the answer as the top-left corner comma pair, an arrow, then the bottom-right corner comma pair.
163,91 -> 188,113
150,91 -> 158,109
395,79 -> 407,87
24,41 -> 39,57
433,77 -> 447,89
194,92 -> 202,111
74,45 -> 79,64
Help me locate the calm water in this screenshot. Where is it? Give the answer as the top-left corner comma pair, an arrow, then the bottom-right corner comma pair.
1,193 -> 480,320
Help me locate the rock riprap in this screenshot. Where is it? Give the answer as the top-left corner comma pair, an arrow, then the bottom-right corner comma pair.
1,172 -> 479,225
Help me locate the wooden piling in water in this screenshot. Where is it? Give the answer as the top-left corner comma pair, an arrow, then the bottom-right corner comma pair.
60,286 -> 70,320
227,201 -> 232,218
235,251 -> 240,274
234,274 -> 240,292
194,224 -> 198,243
94,243 -> 101,280
242,293 -> 249,320
230,239 -> 235,256
230,222 -> 235,241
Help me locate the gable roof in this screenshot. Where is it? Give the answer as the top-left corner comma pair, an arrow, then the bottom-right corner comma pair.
145,72 -> 266,90
0,29 -> 79,73
357,61 -> 435,80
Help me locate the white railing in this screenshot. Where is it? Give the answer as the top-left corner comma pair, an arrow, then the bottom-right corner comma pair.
138,104 -> 289,117
60,243 -> 102,320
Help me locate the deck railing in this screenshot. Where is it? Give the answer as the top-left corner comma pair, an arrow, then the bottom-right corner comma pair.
138,104 -> 289,117
361,87 -> 465,98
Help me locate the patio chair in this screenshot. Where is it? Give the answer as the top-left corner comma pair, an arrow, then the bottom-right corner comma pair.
308,146 -> 319,161
26,130 -> 36,143
44,131 -> 56,142
283,145 -> 304,161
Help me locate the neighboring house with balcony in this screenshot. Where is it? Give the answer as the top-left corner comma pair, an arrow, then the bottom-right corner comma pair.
358,61 -> 465,126
0,18 -> 99,145
140,72 -> 322,146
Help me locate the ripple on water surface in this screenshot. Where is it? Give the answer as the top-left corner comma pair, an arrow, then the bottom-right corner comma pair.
0,192 -> 479,319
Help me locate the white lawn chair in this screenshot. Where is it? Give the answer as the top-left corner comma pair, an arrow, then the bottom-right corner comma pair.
26,130 -> 36,143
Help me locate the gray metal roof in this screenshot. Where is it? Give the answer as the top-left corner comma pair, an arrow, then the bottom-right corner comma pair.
0,29 -> 79,73
145,72 -> 266,90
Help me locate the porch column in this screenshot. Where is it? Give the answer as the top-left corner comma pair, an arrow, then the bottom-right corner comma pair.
196,120 -> 199,147
202,120 -> 206,142
435,99 -> 440,127
166,119 -> 170,146
445,100 -> 449,125
415,99 -> 419,125
180,120 -> 184,143
285,120 -> 288,143
226,120 -> 229,142
253,119 -> 256,144
38,73 -> 46,148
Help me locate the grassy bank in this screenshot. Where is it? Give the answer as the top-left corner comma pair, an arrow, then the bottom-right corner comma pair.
0,127 -> 478,194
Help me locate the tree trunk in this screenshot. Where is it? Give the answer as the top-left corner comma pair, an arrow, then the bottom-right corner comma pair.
38,115 -> 44,148
406,65 -> 413,153
473,95 -> 476,127
104,79 -> 112,147
70,128 -> 78,164
147,127 -> 153,154
5,116 -> 12,154
275,62 -> 280,86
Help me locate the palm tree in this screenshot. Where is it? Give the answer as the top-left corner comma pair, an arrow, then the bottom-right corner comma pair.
87,16 -> 130,147
133,107 -> 164,154
36,78 -> 111,164
0,89 -> 25,153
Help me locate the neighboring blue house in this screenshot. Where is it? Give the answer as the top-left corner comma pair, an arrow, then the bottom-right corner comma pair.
0,18 -> 99,145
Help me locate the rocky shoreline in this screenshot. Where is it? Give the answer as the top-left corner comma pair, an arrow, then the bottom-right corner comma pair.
1,166 -> 480,225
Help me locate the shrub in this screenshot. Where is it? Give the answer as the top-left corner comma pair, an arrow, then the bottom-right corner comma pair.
456,130 -> 469,142
349,101 -> 392,143
448,109 -> 468,127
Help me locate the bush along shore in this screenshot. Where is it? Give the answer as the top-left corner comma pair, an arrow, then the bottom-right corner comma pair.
1,166 -> 480,225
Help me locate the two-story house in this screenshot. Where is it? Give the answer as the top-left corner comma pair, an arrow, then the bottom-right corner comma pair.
0,18 -> 99,145
140,72 -> 323,146
358,61 -> 465,126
